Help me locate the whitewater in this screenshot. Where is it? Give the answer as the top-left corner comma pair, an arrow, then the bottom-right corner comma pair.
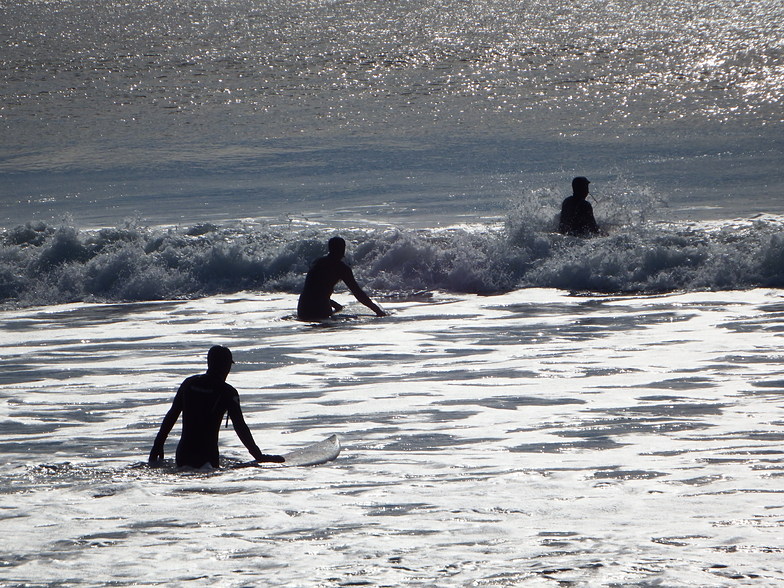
1,0 -> 784,585
4,209 -> 784,306
2,288 -> 784,585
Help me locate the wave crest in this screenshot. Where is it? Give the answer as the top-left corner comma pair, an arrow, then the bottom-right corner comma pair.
2,213 -> 784,307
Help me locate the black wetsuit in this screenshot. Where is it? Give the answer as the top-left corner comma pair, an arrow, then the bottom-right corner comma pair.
151,373 -> 262,468
559,195 -> 600,236
297,254 -> 361,320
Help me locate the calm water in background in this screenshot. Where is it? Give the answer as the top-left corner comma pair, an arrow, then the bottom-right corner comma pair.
1,1 -> 784,585
1,0 -> 782,228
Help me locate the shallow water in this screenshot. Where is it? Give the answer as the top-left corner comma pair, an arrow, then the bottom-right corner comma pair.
2,0 -> 783,584
2,288 -> 783,586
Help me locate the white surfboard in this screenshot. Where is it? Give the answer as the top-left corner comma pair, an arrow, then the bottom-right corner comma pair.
280,434 -> 341,466
235,434 -> 341,468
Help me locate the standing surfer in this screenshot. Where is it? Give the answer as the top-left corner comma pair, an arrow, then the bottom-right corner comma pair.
148,345 -> 283,468
297,236 -> 386,320
558,176 -> 603,237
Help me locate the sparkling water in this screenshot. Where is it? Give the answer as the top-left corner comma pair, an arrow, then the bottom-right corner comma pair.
1,1 -> 783,585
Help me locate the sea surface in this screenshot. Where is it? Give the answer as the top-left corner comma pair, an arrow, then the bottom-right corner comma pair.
1,0 -> 783,586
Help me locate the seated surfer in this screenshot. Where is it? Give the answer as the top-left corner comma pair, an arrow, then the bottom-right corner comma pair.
148,345 -> 284,468
558,176 -> 604,237
297,236 -> 386,320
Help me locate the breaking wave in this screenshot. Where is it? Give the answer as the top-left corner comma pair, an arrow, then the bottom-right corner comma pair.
2,205 -> 784,307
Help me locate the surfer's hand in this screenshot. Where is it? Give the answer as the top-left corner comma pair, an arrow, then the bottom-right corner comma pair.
258,454 -> 285,463
148,445 -> 164,464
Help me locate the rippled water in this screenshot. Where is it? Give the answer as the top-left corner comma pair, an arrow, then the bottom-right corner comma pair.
2,0 -> 782,225
2,2 -> 783,584
5,0 -> 781,138
1,289 -> 783,585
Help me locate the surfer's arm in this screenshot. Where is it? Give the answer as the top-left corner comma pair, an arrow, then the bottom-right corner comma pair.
342,268 -> 386,317
227,396 -> 284,463
149,391 -> 183,463
558,197 -> 574,234
587,208 -> 606,236
583,201 -> 604,235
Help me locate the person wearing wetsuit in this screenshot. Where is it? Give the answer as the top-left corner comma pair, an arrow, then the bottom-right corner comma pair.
558,176 -> 602,237
297,236 -> 386,321
148,345 -> 283,468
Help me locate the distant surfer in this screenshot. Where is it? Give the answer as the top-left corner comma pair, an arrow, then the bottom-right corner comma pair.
558,176 -> 603,237
297,236 -> 386,320
148,345 -> 284,468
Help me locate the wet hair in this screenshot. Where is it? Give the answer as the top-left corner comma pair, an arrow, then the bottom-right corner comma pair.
572,176 -> 590,191
207,345 -> 234,371
327,236 -> 346,256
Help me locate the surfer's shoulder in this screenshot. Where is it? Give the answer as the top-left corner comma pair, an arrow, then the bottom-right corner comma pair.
179,374 -> 202,388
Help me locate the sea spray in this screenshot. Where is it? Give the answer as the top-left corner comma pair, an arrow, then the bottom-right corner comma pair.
3,214 -> 784,307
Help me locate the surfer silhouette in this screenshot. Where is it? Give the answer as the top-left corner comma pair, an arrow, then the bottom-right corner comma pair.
297,236 -> 386,320
558,176 -> 603,237
148,345 -> 284,468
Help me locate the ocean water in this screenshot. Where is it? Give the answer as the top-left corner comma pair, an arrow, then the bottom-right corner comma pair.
2,290 -> 784,586
2,0 -> 783,228
1,0 -> 784,586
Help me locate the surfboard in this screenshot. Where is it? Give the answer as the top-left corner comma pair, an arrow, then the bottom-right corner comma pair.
279,433 -> 341,466
234,434 -> 341,468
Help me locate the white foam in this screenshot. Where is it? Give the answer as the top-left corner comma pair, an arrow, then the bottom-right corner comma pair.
1,288 -> 783,585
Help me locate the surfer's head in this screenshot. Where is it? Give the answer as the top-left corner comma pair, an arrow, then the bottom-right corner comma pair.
327,236 -> 346,258
572,176 -> 590,197
207,345 -> 234,376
